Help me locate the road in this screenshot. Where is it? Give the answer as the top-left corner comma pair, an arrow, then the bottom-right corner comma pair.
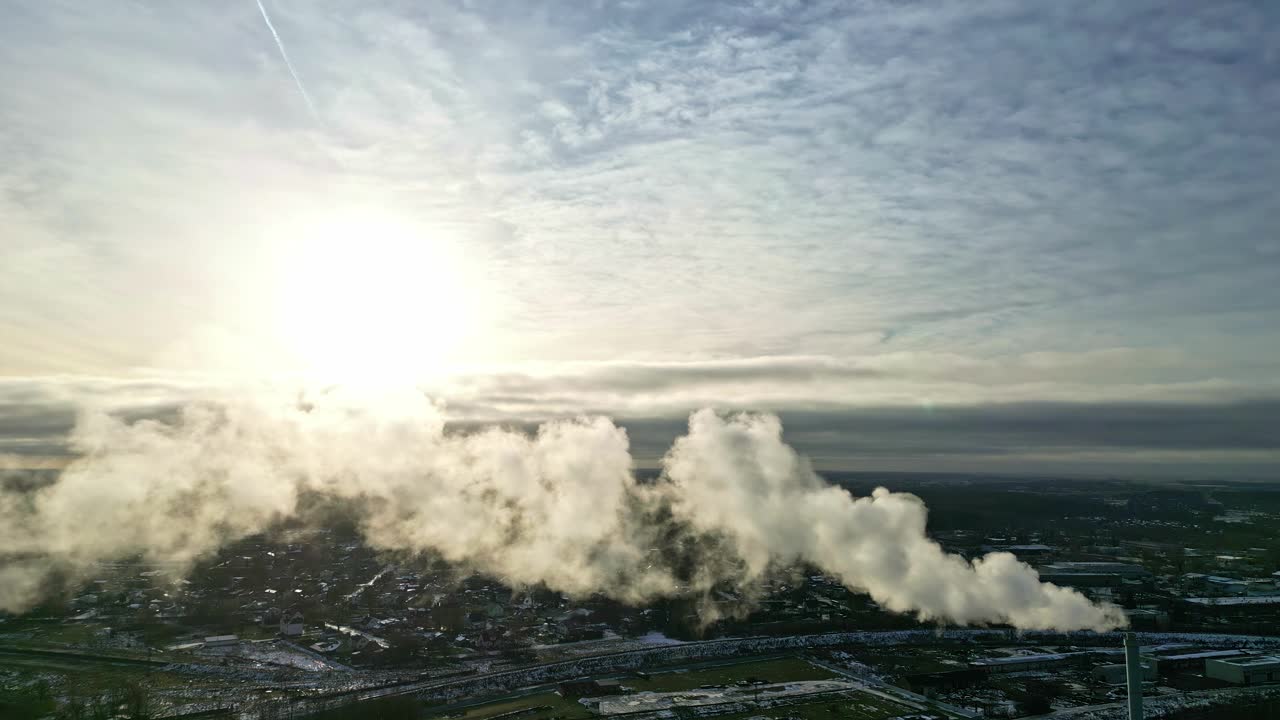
275,628 -> 1280,718
10,628 -> 1280,719
805,655 -> 977,719
0,645 -> 170,668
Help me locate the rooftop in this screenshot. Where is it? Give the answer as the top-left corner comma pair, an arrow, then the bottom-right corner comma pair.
1202,575 -> 1242,584
1185,596 -> 1280,606
1218,656 -> 1280,667
1040,562 -> 1147,575
1154,650 -> 1249,661
971,652 -> 1088,666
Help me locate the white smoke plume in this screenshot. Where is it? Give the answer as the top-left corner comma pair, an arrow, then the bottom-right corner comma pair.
0,389 -> 1125,631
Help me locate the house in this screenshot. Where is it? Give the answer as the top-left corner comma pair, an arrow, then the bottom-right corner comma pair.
280,610 -> 304,637
430,604 -> 467,633
260,607 -> 282,627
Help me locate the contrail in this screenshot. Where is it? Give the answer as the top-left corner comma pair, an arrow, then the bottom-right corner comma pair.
254,0 -> 320,123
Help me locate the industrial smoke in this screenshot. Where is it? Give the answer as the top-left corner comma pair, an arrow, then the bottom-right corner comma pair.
0,389 -> 1125,631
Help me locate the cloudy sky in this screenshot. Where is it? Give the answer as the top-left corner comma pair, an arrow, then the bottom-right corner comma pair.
2,0 -> 1278,476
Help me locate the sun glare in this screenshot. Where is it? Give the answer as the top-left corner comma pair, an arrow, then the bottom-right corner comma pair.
274,211 -> 483,385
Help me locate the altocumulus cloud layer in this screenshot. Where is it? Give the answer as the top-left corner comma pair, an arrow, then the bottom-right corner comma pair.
0,390 -> 1124,632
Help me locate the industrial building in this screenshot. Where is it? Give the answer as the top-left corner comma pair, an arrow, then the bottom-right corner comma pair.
1182,595 -> 1280,621
1205,656 -> 1280,685
203,634 -> 239,647
1201,575 -> 1249,596
1094,661 -> 1156,685
1038,561 -> 1150,589
1143,649 -> 1252,676
1038,572 -> 1127,588
970,651 -> 1094,674
1040,561 -> 1149,577
1123,607 -> 1170,630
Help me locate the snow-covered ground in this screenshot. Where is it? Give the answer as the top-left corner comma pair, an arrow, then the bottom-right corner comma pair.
532,632 -> 686,661
198,639 -> 347,672
596,680 -> 859,715
325,622 -> 390,649
639,631 -> 685,646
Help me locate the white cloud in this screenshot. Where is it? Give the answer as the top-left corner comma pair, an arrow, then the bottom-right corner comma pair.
0,1 -> 1277,473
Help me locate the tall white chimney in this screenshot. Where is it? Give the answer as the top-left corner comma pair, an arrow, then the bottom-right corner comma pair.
1124,631 -> 1144,719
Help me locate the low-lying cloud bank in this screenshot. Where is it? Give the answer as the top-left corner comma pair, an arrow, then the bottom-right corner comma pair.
7,382 -> 1280,479
0,388 -> 1124,631
4,349 -> 1279,477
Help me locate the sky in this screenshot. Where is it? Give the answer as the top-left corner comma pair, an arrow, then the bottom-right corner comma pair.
2,0 -> 1278,476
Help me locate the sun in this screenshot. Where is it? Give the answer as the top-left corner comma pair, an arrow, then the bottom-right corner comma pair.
273,210 -> 484,385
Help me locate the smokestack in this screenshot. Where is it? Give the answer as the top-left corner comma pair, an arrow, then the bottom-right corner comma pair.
1124,631 -> 1144,719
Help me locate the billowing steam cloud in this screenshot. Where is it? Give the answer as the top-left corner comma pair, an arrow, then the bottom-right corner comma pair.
0,389 -> 1125,631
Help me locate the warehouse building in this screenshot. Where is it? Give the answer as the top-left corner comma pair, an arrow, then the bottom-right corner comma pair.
1144,649 -> 1251,676
970,651 -> 1094,674
1205,656 -> 1280,686
1182,596 -> 1280,621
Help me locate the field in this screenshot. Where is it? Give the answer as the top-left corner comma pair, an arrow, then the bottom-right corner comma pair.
421,656 -> 924,720
716,692 -> 920,720
421,657 -> 837,720
427,691 -> 592,720
846,649 -> 974,675
634,656 -> 837,692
